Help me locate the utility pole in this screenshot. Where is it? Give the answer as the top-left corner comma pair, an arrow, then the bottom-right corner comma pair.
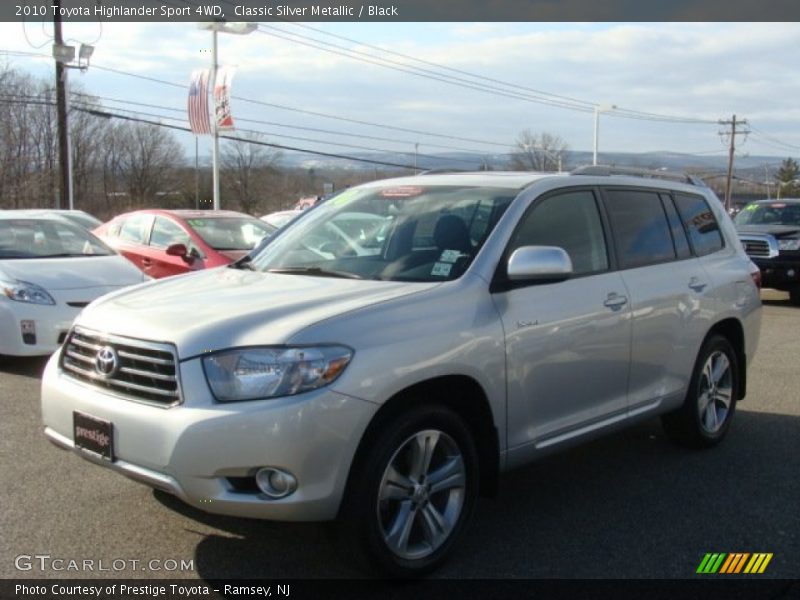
719,115 -> 750,212
53,0 -> 72,210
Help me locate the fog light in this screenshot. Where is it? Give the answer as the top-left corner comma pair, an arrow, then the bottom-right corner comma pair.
787,269 -> 796,278
20,320 -> 36,345
255,467 -> 297,499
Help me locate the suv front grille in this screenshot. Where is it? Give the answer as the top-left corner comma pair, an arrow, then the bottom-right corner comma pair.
60,328 -> 181,406
742,239 -> 769,257
739,234 -> 779,259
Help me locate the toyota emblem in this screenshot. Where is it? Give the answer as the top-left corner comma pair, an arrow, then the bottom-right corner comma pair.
94,346 -> 119,378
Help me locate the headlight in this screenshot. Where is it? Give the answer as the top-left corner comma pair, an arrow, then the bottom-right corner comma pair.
203,345 -> 353,402
778,239 -> 800,251
1,279 -> 56,305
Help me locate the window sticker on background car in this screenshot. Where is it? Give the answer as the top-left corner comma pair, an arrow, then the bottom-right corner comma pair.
431,262 -> 453,277
380,186 -> 424,198
439,249 -> 463,263
327,189 -> 360,208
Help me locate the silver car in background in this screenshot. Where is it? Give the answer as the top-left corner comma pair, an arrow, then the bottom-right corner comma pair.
41,169 -> 761,576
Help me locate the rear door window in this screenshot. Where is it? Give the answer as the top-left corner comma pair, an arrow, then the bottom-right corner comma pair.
604,189 -> 676,269
674,193 -> 724,256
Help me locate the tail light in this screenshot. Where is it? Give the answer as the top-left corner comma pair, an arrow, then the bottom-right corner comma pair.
749,263 -> 762,290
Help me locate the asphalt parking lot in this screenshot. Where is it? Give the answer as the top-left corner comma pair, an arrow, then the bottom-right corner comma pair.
1,290 -> 798,580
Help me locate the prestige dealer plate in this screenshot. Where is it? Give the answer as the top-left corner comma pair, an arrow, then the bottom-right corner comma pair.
73,411 -> 114,461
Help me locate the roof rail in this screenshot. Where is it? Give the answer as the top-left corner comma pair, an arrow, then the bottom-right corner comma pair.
570,165 -> 707,187
418,168 -> 466,175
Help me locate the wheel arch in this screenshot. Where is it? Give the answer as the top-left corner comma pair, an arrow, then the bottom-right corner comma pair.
706,318 -> 747,400
339,374 -> 499,518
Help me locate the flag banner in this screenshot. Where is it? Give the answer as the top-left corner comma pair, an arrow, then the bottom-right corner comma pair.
188,69 -> 211,135
214,66 -> 237,130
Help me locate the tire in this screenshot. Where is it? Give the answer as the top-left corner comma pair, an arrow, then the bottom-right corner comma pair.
339,404 -> 479,577
662,334 -> 739,449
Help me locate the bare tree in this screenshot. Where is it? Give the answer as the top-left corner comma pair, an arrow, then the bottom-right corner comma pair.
221,135 -> 281,215
117,122 -> 184,205
509,130 -> 568,172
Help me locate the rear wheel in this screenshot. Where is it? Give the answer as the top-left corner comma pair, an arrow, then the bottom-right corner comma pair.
662,334 -> 739,448
789,287 -> 800,306
340,405 -> 479,577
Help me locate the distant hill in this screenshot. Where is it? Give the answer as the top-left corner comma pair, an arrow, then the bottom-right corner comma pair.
279,149 -> 785,183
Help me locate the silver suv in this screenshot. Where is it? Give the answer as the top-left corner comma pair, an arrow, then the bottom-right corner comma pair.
41,169 -> 761,576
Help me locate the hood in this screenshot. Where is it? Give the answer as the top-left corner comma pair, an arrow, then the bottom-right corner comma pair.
0,255 -> 145,290
736,224 -> 800,238
76,267 -> 437,358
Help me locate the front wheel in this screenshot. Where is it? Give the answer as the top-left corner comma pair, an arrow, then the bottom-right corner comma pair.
340,405 -> 479,577
662,334 -> 739,448
789,287 -> 800,306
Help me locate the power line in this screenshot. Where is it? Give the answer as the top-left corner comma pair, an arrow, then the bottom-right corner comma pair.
0,94 -> 423,170
69,91 -> 510,155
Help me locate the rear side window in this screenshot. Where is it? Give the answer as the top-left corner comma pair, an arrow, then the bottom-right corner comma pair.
674,193 -> 724,256
604,189 -> 676,269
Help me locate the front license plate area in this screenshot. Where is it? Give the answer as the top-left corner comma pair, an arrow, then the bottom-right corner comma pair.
73,411 -> 114,462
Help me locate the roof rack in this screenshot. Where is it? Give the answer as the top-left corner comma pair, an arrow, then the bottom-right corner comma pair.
418,168 -> 466,175
570,165 -> 707,187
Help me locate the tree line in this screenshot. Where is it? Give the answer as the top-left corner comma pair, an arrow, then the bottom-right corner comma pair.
0,65 -> 387,219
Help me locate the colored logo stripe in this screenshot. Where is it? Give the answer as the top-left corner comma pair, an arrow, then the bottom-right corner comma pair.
698,552 -> 773,574
744,553 -> 773,574
720,553 -> 749,573
697,553 -> 727,573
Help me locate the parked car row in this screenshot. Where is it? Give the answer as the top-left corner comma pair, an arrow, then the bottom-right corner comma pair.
1,207 -> 280,357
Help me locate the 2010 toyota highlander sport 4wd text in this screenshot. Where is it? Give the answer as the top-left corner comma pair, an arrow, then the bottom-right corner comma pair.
41,169 -> 761,576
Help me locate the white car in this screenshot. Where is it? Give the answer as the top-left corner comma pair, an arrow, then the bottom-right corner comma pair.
0,213 -> 149,357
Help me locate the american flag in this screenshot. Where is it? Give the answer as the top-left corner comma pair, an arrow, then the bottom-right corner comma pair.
188,69 -> 211,135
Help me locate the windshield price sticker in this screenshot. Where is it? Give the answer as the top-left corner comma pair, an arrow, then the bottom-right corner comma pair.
431,262 -> 452,277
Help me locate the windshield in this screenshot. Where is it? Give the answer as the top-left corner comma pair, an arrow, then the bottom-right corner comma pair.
186,217 -> 274,251
735,203 -> 800,226
250,184 -> 515,281
0,218 -> 113,259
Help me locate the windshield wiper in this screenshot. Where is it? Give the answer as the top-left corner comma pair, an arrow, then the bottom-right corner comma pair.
230,255 -> 256,270
267,267 -> 363,280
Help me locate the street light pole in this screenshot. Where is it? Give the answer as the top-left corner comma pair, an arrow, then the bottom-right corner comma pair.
593,104 -> 616,166
197,22 -> 256,211
211,28 -> 220,211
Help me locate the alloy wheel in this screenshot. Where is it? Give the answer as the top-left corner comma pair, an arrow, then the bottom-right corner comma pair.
376,429 -> 466,561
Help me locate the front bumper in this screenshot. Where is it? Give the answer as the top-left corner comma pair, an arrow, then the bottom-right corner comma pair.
0,301 -> 76,356
751,255 -> 800,290
41,351 -> 378,521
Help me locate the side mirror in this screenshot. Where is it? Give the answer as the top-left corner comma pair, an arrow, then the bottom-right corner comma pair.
166,243 -> 193,264
507,246 -> 573,282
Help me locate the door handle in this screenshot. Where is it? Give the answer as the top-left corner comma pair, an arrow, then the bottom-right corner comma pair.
603,293 -> 628,310
141,258 -> 152,267
688,277 -> 707,293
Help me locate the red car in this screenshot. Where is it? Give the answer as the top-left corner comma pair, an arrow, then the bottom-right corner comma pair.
94,209 -> 277,279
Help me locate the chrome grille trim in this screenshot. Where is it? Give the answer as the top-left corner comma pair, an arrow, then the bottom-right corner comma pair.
60,326 -> 182,407
739,234 -> 779,258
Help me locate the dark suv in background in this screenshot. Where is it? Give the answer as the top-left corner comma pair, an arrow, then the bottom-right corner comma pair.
735,199 -> 800,304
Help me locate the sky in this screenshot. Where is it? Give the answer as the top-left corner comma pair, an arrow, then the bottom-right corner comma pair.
1,20 -> 799,169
